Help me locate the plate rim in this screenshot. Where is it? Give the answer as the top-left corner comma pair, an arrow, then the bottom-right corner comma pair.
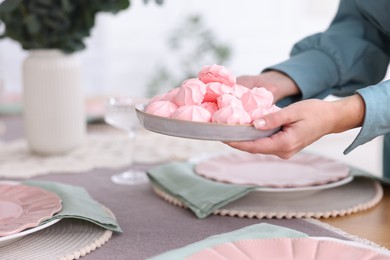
254,175 -> 353,192
0,218 -> 61,245
135,104 -> 280,141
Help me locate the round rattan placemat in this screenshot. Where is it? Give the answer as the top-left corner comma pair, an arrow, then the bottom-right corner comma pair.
0,218 -> 112,260
153,177 -> 383,219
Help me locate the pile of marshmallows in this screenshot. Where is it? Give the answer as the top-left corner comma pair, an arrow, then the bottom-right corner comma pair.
145,64 -> 280,124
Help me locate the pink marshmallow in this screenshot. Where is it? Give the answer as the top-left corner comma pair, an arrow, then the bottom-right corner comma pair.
171,105 -> 211,123
250,105 -> 281,122
200,102 -> 219,115
145,100 -> 177,118
174,78 -> 206,106
249,108 -> 266,122
203,82 -> 232,103
217,93 -> 243,109
241,87 -> 274,112
231,84 -> 249,99
198,64 -> 236,87
212,105 -> 251,124
145,65 -> 279,126
164,87 -> 180,104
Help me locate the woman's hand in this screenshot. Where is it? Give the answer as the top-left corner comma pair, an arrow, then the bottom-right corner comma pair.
237,71 -> 301,102
225,95 -> 365,158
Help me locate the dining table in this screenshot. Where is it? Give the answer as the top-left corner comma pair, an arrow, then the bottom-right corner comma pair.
1,115 -> 390,259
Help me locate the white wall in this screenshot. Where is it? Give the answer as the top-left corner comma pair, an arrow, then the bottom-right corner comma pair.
0,0 -> 340,97
304,95 -> 383,177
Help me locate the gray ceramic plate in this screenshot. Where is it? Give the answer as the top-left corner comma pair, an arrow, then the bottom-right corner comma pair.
135,104 -> 280,141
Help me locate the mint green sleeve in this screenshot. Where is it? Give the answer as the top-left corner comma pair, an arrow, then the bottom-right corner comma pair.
344,80 -> 390,154
266,0 -> 390,103
263,0 -> 390,168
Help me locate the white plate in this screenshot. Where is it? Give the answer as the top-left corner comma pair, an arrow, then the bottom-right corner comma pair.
0,219 -> 60,247
135,104 -> 280,141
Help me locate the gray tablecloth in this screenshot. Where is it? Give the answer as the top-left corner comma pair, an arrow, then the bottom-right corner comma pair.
31,169 -> 351,260
0,117 -> 351,260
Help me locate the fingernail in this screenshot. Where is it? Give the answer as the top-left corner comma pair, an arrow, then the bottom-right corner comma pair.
254,119 -> 266,129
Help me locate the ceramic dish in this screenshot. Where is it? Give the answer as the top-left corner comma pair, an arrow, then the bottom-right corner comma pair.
135,104 -> 280,141
187,237 -> 390,260
194,152 -> 351,188
0,219 -> 60,247
0,184 -> 62,237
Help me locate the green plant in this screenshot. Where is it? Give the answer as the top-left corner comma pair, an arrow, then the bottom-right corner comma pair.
146,14 -> 232,97
0,0 -> 134,53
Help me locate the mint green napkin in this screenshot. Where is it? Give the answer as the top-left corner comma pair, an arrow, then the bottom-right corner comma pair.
147,161 -> 390,219
147,162 -> 256,219
0,103 -> 21,115
23,180 -> 122,232
149,223 -> 308,260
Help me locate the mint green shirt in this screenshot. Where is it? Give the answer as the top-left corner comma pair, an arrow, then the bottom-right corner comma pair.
266,0 -> 390,178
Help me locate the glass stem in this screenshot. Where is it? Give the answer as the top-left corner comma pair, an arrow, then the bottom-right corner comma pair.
127,131 -> 136,166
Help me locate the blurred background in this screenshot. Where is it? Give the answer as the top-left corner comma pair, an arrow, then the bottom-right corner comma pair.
0,0 -> 387,176
0,0 -> 343,97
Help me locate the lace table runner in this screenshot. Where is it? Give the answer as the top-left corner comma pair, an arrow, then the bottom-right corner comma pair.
0,130 -> 229,179
133,130 -> 230,164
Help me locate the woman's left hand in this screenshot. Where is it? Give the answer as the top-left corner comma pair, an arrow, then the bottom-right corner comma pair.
225,95 -> 365,159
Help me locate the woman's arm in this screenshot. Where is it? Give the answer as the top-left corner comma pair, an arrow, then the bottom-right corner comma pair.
241,0 -> 390,107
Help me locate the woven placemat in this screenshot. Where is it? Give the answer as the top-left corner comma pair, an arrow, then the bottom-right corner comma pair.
0,218 -> 112,260
153,177 -> 383,219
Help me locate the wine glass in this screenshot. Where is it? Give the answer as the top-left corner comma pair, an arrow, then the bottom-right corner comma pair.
105,96 -> 148,185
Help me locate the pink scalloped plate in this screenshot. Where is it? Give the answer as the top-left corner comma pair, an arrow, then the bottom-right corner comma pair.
187,237 -> 390,260
0,184 -> 62,237
195,152 -> 350,188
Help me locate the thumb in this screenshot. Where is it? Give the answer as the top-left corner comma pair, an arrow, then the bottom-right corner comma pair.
253,109 -> 287,130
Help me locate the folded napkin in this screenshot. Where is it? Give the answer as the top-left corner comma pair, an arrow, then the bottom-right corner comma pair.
147,161 -> 390,219
147,162 -> 256,219
23,180 -> 122,232
149,223 -> 308,260
0,103 -> 21,115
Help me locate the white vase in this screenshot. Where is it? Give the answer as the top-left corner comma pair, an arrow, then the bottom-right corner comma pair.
23,49 -> 86,155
